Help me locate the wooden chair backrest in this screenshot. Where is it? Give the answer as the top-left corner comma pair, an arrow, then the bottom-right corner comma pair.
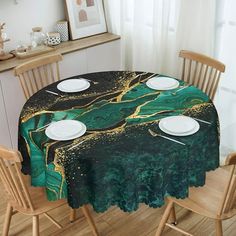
218,153 -> 236,217
179,50 -> 225,100
14,53 -> 63,99
0,146 -> 34,212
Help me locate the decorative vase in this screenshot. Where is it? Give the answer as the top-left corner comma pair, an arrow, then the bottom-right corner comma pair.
31,27 -> 46,48
56,21 -> 69,42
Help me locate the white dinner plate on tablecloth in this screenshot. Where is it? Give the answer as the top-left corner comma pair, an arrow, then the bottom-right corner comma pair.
45,120 -> 86,141
159,115 -> 200,136
146,76 -> 179,90
57,79 -> 90,93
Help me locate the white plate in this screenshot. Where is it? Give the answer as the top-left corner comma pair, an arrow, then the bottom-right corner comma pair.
159,116 -> 200,136
57,79 -> 90,93
146,76 -> 179,90
45,120 -> 87,141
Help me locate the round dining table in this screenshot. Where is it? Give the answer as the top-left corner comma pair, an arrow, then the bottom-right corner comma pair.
18,71 -> 220,213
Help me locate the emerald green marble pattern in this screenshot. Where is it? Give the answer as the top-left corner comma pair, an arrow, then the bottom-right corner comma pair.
19,71 -> 219,212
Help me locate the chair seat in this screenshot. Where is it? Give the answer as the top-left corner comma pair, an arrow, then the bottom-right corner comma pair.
170,167 -> 230,219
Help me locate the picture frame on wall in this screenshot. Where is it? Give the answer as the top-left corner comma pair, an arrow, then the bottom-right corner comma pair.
65,0 -> 107,40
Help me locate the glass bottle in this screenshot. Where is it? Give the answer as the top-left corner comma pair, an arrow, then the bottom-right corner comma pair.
30,27 -> 46,48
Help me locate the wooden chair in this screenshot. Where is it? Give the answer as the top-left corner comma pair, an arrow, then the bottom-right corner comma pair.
155,152 -> 236,236
14,53 -> 63,99
179,50 -> 225,100
0,145 -> 99,236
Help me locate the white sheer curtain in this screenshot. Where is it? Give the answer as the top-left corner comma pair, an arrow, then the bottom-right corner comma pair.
104,0 -> 236,163
104,0 -> 216,77
214,0 -> 236,160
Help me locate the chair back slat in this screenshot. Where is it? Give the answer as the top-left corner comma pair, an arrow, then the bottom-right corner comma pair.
27,71 -> 37,95
32,69 -> 41,90
181,58 -> 186,81
18,74 -> 30,99
187,59 -> 192,83
0,159 -> 22,205
14,54 -> 62,99
14,163 -> 34,211
200,65 -> 209,91
37,67 -> 45,87
205,67 -> 214,94
210,72 -> 221,100
6,161 -> 27,208
0,146 -> 34,211
49,64 -> 55,82
36,68 -> 44,88
56,62 -> 60,82
0,161 -> 18,202
192,61 -> 199,86
195,63 -> 204,87
43,65 -> 50,85
179,50 -> 225,100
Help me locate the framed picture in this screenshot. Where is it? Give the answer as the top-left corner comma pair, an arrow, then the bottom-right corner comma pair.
65,0 -> 107,40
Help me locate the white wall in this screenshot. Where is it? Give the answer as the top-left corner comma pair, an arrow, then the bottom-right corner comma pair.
0,0 -> 65,50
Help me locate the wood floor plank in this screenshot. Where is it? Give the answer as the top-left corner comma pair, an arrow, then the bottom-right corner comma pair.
147,208 -> 211,236
1,181 -> 236,235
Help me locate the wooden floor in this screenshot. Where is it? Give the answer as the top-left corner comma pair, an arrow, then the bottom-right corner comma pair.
1,188 -> 236,235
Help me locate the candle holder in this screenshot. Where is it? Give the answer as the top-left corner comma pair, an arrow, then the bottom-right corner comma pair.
0,23 -> 14,61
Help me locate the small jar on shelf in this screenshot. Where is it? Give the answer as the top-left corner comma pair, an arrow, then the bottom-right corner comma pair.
56,20 -> 69,42
30,27 -> 46,48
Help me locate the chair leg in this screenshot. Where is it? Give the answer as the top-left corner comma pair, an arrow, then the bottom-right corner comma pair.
32,215 -> 39,236
215,219 -> 223,236
169,204 -> 177,225
2,204 -> 13,236
81,205 -> 99,236
69,208 -> 77,223
155,201 -> 174,236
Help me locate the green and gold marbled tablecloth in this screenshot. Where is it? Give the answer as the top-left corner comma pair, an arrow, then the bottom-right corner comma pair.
19,71 -> 219,212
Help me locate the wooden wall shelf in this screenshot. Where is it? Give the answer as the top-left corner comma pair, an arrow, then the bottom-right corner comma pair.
0,33 -> 120,73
